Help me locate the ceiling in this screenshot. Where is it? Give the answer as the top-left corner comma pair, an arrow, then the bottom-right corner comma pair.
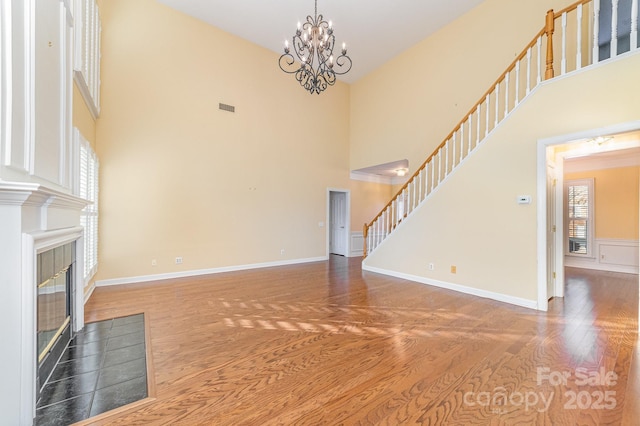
155,0 -> 485,83
563,131 -> 640,172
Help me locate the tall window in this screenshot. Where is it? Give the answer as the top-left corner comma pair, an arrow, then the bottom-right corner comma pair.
566,178 -> 594,257
74,0 -> 101,118
78,132 -> 99,283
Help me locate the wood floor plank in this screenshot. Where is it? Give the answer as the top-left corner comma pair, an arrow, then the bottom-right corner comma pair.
81,258 -> 639,425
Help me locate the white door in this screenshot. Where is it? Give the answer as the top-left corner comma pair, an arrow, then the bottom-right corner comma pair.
547,163 -> 557,299
330,192 -> 347,256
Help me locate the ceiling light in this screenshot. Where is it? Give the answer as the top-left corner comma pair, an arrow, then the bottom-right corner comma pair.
589,136 -> 613,145
278,0 -> 352,94
396,169 -> 407,177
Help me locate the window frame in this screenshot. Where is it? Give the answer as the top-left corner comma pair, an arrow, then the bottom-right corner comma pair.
73,0 -> 101,118
565,178 -> 595,258
76,129 -> 99,284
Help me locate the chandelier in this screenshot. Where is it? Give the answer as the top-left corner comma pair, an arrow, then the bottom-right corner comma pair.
278,0 -> 352,94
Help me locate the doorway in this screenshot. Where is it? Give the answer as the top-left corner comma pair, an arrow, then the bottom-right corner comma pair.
537,122 -> 640,324
328,190 -> 350,256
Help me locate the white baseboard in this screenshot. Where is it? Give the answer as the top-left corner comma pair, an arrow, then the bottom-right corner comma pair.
95,256 -> 329,287
83,281 -> 96,303
362,264 -> 538,310
564,259 -> 639,274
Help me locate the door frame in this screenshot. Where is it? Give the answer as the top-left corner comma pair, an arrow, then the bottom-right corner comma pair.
536,120 -> 640,313
326,188 -> 351,258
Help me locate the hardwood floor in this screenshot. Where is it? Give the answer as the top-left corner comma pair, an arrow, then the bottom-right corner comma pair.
82,258 -> 639,425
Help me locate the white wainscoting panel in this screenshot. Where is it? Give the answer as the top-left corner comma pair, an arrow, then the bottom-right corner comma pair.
349,231 -> 364,257
565,239 -> 639,274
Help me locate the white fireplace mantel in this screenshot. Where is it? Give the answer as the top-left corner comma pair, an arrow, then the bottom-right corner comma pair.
0,181 -> 88,425
0,181 -> 88,229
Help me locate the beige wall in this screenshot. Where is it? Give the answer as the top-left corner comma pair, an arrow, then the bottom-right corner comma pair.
350,0 -> 576,174
365,53 -> 640,303
350,180 -> 394,230
73,85 -> 97,148
95,0 -> 389,280
566,167 -> 640,240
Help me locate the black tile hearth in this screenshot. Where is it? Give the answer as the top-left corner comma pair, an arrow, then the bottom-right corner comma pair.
35,314 -> 148,425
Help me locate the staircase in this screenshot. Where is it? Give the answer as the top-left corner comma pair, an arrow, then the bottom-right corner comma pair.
363,0 -> 639,258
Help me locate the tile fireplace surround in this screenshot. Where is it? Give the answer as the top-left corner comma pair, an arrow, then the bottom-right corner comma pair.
0,182 -> 88,424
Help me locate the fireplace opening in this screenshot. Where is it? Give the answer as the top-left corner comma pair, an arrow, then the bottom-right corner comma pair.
36,242 -> 75,396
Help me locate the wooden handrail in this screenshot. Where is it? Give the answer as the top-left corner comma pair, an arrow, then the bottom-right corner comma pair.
364,0 -> 592,256
365,28 -> 546,229
554,0 -> 592,18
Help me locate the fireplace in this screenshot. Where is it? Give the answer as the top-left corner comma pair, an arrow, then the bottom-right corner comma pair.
36,242 -> 76,395
0,182 -> 88,424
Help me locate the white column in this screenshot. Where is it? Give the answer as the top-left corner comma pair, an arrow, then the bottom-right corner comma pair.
515,61 -> 520,105
485,96 -> 490,138
526,48 -> 532,94
632,0 -> 638,50
468,113 -> 473,156
504,72 -> 510,117
475,105 -> 480,148
593,0 -> 601,62
561,12 -> 567,74
611,0 -> 619,57
494,84 -> 500,127
459,123 -> 464,163
576,4 -> 583,69
537,35 -> 542,83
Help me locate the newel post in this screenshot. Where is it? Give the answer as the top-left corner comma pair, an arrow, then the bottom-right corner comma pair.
544,9 -> 555,80
362,223 -> 368,258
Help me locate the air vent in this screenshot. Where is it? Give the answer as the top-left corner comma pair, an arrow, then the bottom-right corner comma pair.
219,103 -> 235,113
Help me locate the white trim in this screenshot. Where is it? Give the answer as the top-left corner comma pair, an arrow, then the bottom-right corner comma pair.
566,260 -> 639,274
326,188 -> 350,258
564,151 -> 640,172
349,171 -> 394,185
0,181 -> 87,209
537,120 -> 640,312
349,171 -> 410,186
20,233 -> 36,425
84,280 -> 96,303
362,264 -> 538,310
24,0 -> 35,175
565,238 -> 639,274
349,231 -> 364,257
0,0 -> 12,167
564,177 -> 595,258
72,0 -> 100,118
554,153 -> 565,298
74,71 -> 99,118
95,256 -> 329,287
58,2 -> 67,187
20,226 -> 84,425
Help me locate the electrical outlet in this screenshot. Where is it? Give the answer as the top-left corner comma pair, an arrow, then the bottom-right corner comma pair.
151,259 -> 157,267
450,265 -> 457,274
280,249 -> 285,255
175,257 -> 183,264
428,263 -> 434,271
